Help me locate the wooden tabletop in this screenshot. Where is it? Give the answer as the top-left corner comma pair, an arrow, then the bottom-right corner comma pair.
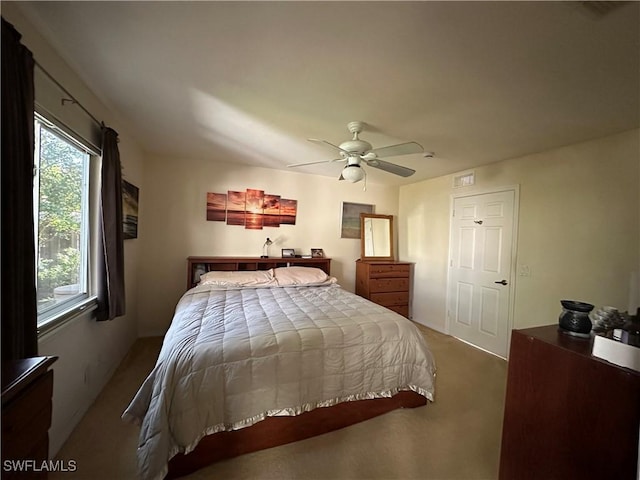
2,356 -> 57,405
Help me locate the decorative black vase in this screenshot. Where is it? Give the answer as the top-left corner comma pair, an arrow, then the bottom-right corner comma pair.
559,300 -> 594,338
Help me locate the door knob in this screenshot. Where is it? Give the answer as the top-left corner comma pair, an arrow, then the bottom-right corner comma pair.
494,279 -> 508,285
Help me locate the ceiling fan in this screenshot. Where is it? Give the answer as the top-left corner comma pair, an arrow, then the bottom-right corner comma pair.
288,121 -> 428,183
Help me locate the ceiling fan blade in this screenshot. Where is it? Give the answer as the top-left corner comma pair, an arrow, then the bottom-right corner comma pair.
366,159 -> 416,177
369,141 -> 423,158
308,138 -> 350,155
287,158 -> 343,168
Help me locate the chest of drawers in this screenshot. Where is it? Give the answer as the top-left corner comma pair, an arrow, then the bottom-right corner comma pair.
499,326 -> 640,479
2,356 -> 57,479
355,260 -> 412,318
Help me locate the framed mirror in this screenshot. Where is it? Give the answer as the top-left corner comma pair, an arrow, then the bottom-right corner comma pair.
360,213 -> 394,261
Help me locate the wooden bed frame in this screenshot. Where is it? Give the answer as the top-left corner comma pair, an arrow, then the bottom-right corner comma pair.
186,256 -> 333,290
166,391 -> 426,478
166,257 -> 428,478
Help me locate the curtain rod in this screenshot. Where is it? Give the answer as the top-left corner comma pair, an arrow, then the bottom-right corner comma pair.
35,61 -> 103,130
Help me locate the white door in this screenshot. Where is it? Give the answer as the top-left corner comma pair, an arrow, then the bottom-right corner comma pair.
447,189 -> 517,357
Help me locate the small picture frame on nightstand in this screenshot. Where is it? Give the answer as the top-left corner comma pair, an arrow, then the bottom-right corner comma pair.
281,248 -> 295,258
311,248 -> 324,258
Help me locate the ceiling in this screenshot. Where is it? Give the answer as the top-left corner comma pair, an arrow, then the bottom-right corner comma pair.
17,1 -> 640,185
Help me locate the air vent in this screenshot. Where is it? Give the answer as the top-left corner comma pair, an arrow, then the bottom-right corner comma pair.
579,1 -> 627,17
453,171 -> 475,188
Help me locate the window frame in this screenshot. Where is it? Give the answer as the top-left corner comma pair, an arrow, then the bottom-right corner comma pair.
33,112 -> 100,336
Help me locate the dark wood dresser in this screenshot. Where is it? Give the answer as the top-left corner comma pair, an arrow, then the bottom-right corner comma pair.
499,325 -> 640,480
2,356 -> 57,479
355,260 -> 412,318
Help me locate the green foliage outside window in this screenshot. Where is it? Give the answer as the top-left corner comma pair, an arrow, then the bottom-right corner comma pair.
36,125 -> 87,307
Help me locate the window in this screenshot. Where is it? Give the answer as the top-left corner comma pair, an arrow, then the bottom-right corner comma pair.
34,115 -> 97,331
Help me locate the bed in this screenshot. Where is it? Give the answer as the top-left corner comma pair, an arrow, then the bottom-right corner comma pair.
123,260 -> 436,480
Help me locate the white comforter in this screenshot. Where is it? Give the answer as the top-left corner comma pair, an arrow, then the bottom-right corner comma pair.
123,283 -> 436,480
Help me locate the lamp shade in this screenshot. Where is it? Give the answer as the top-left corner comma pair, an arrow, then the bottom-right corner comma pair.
342,165 -> 365,183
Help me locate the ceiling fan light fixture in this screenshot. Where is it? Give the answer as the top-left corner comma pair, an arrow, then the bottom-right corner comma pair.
342,164 -> 365,183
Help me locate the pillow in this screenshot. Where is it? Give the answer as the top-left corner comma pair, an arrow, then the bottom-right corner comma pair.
199,270 -> 275,287
272,266 -> 334,286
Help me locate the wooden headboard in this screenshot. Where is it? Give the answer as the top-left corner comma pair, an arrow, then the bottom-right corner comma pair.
187,256 -> 332,290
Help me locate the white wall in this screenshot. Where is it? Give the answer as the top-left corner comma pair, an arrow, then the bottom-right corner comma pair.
400,129 -> 640,333
137,154 -> 399,336
2,4 -> 145,457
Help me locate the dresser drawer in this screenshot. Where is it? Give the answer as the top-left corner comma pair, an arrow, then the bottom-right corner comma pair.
369,277 -> 409,293
2,437 -> 49,480
3,402 -> 51,459
2,370 -> 53,460
355,261 -> 412,319
386,305 -> 409,317
370,291 -> 409,306
369,264 -> 410,278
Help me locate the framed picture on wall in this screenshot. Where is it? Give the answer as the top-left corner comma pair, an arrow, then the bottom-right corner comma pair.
340,202 -> 374,239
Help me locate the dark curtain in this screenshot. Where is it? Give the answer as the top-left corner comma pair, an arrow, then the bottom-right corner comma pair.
96,126 -> 126,321
1,18 -> 38,360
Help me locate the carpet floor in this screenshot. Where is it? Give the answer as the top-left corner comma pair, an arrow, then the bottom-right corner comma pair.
50,324 -> 507,480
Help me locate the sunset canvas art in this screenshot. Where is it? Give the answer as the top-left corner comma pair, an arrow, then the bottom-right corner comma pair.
207,189 -> 297,229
